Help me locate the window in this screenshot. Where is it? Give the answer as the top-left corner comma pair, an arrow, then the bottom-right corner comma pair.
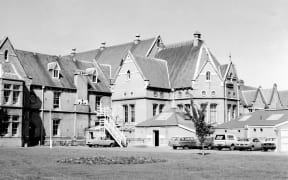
160,92 -> 164,98
123,105 -> 128,123
232,105 -> 237,119
12,85 -> 20,104
127,70 -> 131,80
177,104 -> 183,111
0,115 -> 20,137
153,91 -> 158,97
153,104 -> 158,116
178,91 -> 182,98
130,104 -> 135,123
254,128 -> 256,132
12,116 -> 19,136
185,90 -> 190,97
3,84 -> 11,104
92,74 -> 97,83
238,130 -> 241,133
201,91 -> 206,96
211,91 -> 216,96
4,50 -> 8,61
95,96 -> 101,111
53,69 -> 59,78
0,116 -> 9,136
210,104 -> 217,123
52,119 -> 60,136
201,103 -> 207,121
53,92 -> 61,109
260,128 -> 263,132
185,104 -> 191,113
206,71 -> 211,81
159,104 -> 165,113
227,104 -> 231,121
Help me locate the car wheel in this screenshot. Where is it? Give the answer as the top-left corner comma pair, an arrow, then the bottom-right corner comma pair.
88,144 -> 92,148
230,145 -> 235,151
207,145 -> 212,150
110,143 -> 114,147
263,148 -> 267,151
250,146 -> 255,151
183,146 -> 188,149
173,146 -> 177,150
217,147 -> 222,150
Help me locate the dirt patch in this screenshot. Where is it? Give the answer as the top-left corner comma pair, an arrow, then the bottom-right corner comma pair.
57,156 -> 167,165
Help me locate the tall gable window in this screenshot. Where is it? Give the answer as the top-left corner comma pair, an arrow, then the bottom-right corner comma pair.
4,50 -> 9,61
127,70 -> 131,80
210,104 -> 217,123
47,62 -> 61,79
206,71 -> 211,81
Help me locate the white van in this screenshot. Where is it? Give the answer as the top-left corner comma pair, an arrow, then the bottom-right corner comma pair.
213,134 -> 238,150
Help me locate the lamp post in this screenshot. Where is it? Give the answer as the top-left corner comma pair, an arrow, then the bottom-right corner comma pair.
50,109 -> 52,149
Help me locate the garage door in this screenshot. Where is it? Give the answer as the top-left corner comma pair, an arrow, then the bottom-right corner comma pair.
280,129 -> 288,152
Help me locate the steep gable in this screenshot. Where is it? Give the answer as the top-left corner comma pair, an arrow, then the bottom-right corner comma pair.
155,39 -> 222,89
0,37 -> 27,80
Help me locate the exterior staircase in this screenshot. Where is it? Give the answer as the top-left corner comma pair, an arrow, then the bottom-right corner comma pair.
96,106 -> 127,148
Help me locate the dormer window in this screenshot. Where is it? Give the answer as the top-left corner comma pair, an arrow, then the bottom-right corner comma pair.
53,69 -> 59,78
206,71 -> 211,81
92,74 -> 97,83
127,70 -> 131,80
4,50 -> 8,61
47,62 -> 61,79
86,68 -> 98,83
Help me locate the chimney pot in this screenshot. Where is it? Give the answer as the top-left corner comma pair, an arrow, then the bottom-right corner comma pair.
71,48 -> 76,56
100,42 -> 106,51
193,31 -> 201,47
134,34 -> 141,44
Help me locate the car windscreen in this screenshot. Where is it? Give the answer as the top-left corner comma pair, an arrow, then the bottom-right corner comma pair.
215,135 -> 225,140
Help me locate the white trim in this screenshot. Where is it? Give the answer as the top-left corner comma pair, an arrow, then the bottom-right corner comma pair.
178,124 -> 196,133
193,46 -> 203,80
145,36 -> 160,57
275,121 -> 288,128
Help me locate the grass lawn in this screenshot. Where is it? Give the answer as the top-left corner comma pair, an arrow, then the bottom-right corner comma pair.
0,146 -> 287,180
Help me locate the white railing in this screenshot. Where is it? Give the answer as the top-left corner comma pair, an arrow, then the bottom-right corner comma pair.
104,118 -> 127,148
96,106 -> 127,147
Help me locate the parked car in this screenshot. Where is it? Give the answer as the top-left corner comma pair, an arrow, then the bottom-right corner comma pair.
86,137 -> 115,147
261,138 -> 276,151
168,137 -> 197,149
235,138 -> 262,151
195,137 -> 214,149
213,134 -> 238,150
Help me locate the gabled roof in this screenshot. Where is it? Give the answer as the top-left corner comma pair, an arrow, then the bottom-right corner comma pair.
155,40 -> 222,88
220,64 -> 228,78
133,54 -> 170,89
279,90 -> 288,107
16,50 -> 110,93
70,37 -> 157,79
260,88 -> 273,105
215,109 -> 288,129
241,90 -> 257,106
136,108 -> 195,131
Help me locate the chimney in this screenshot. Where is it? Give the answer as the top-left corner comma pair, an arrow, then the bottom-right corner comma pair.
193,31 -> 201,47
71,48 -> 76,56
100,42 -> 106,51
134,34 -> 141,44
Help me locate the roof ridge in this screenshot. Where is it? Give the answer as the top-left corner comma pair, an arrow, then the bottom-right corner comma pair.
73,37 -> 156,55
16,49 -> 58,57
164,40 -> 194,49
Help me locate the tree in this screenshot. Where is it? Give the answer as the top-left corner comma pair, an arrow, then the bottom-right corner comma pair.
185,100 -> 213,156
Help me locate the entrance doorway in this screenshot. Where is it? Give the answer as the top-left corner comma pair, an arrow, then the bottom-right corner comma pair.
153,130 -> 159,147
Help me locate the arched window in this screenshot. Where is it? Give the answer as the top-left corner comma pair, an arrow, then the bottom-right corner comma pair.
92,73 -> 97,83
206,71 -> 211,80
127,70 -> 131,80
4,50 -> 8,61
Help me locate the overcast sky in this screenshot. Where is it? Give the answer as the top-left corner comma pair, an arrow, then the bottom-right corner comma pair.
0,0 -> 287,90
